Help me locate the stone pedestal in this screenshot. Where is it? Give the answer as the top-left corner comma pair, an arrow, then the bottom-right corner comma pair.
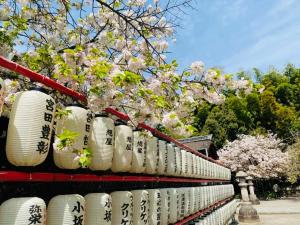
238,202 -> 260,223
246,176 -> 260,205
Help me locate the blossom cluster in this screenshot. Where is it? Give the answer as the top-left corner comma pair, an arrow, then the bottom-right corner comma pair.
218,134 -> 288,179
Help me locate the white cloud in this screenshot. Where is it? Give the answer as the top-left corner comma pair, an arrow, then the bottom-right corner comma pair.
222,27 -> 300,72
266,0 -> 297,16
221,0 -> 300,73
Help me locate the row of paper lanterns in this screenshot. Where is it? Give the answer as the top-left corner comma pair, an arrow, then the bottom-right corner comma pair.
5,90 -> 231,180
0,184 -> 235,225
195,199 -> 238,225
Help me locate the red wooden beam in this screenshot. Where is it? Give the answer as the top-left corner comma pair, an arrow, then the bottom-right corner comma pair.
0,171 -> 229,183
0,56 -> 87,103
104,107 -> 130,121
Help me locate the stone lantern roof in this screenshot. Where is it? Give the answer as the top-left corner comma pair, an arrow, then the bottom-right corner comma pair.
236,170 -> 248,178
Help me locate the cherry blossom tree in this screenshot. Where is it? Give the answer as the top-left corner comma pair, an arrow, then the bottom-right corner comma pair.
0,0 -> 252,137
218,134 -> 288,179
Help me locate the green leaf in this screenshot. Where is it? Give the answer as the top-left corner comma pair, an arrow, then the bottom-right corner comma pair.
91,62 -> 111,78
57,129 -> 79,148
55,108 -> 72,119
78,148 -> 92,168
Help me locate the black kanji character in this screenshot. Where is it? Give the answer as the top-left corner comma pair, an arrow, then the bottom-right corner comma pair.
72,201 -> 84,213
85,124 -> 90,132
87,113 -> 93,123
103,210 -> 112,222
137,141 -> 143,147
29,205 -> 42,214
106,129 -> 113,137
140,200 -> 147,222
28,213 -> 42,225
121,218 -> 129,225
121,203 -> 129,217
46,99 -> 55,111
44,112 -> 53,122
40,124 -> 51,140
140,212 -> 147,222
83,135 -> 88,146
104,200 -> 112,208
36,141 -> 48,154
105,138 -> 113,145
126,144 -> 132,151
127,137 -> 132,143
73,215 -> 83,225
137,148 -> 143,153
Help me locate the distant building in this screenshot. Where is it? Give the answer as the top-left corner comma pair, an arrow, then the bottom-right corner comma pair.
179,134 -> 218,160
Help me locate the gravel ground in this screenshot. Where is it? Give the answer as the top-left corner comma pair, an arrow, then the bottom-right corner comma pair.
237,198 -> 300,225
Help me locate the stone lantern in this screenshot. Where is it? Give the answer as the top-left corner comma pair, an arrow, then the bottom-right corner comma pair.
246,176 -> 260,205
236,170 -> 249,202
236,169 -> 260,223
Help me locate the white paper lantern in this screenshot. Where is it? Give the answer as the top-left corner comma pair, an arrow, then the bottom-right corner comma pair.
85,193 -> 112,225
195,187 -> 200,212
54,106 -> 90,169
199,157 -> 204,178
212,163 -> 216,179
209,186 -> 213,206
147,189 -> 161,225
198,187 -> 203,211
88,115 -> 114,171
166,143 -> 175,176
205,186 -> 210,208
199,187 -> 204,210
185,188 -> 191,215
206,161 -> 210,178
192,155 -> 197,177
195,157 -> 199,178
208,162 -> 213,178
207,161 -> 211,178
189,187 -> 195,214
188,153 -> 194,177
177,189 -> 183,220
178,188 -> 186,219
111,123 -> 133,172
6,90 -> 56,166
0,197 -> 46,225
203,159 -> 208,179
132,190 -> 149,225
165,188 -> 178,224
174,147 -> 181,176
160,189 -> 169,225
184,188 -> 190,216
157,140 -> 167,175
181,150 -> 188,177
197,157 -> 201,178
47,194 -> 85,225
111,191 -> 133,225
228,168 -> 232,180
130,131 -> 146,173
145,136 -> 158,174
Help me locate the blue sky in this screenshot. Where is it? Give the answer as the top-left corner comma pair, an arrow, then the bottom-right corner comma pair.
168,0 -> 300,75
